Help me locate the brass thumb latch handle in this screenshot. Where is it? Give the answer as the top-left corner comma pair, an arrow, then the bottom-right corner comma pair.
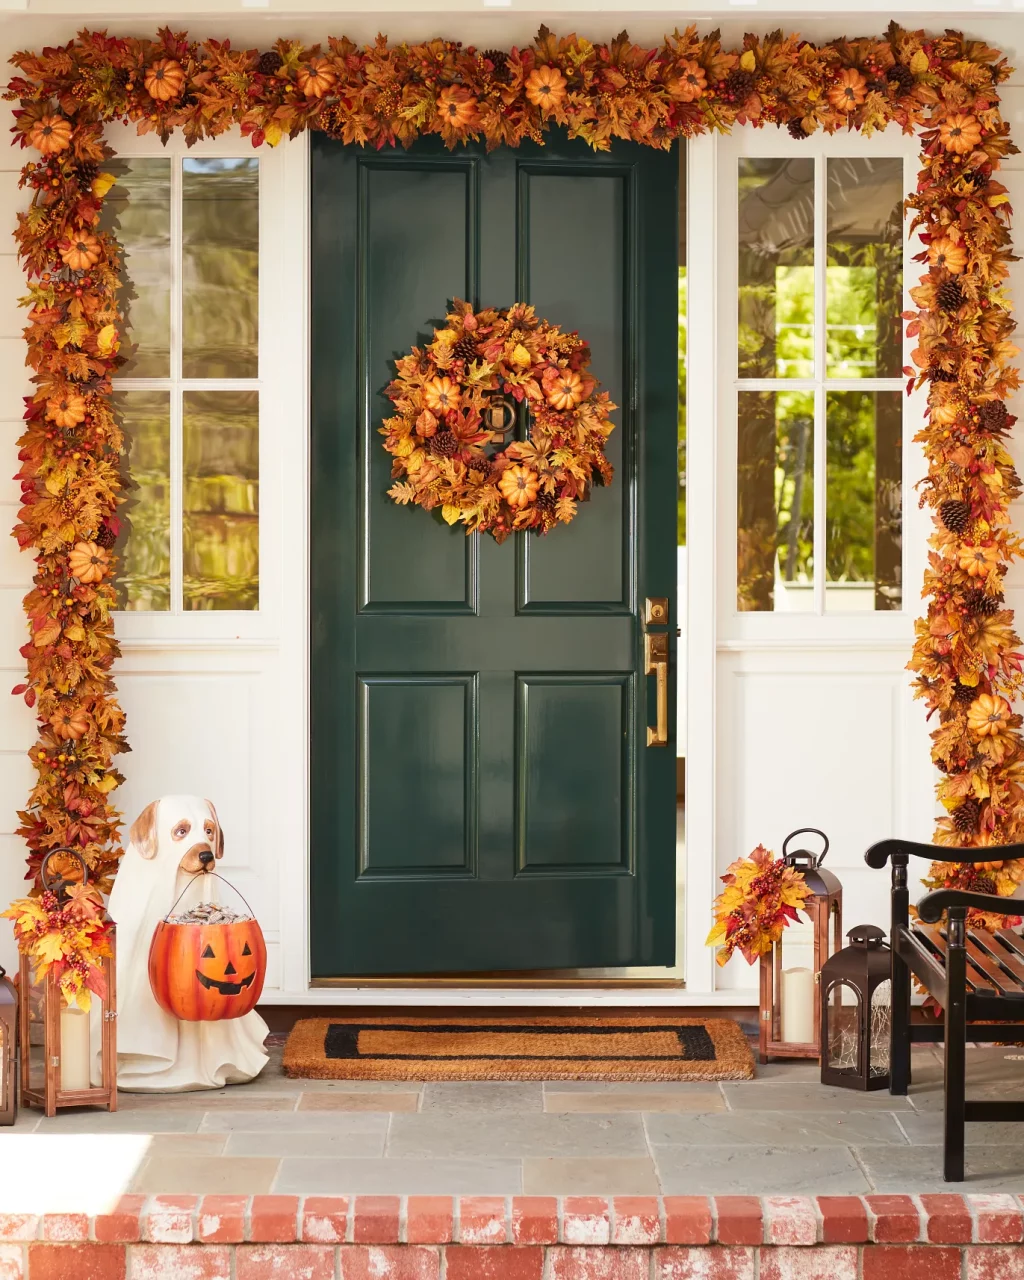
645,631 -> 669,747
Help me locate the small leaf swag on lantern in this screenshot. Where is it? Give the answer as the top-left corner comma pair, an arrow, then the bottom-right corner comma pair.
706,844 -> 813,966
381,301 -> 615,543
1,883 -> 113,1009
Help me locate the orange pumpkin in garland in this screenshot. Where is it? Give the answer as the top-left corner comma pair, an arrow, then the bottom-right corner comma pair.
148,914 -> 266,1021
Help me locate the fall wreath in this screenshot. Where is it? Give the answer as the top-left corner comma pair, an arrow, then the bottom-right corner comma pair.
381,301 -> 615,542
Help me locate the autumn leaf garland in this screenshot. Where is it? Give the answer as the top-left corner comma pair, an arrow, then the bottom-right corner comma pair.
3,23 -> 1022,903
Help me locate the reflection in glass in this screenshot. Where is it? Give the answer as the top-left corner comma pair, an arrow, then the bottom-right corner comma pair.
826,391 -> 902,612
826,158 -> 903,378
103,159 -> 171,377
738,159 -> 815,379
182,158 -> 259,378
114,391 -> 170,611
737,391 -> 814,612
183,391 -> 259,610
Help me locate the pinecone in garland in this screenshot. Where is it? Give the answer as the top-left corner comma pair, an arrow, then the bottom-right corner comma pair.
536,492 -> 557,516
939,498 -> 971,535
483,49 -> 511,83
972,873 -> 998,896
965,587 -> 1003,616
452,335 -> 477,362
94,523 -> 117,550
887,64 -> 915,96
937,280 -> 963,312
953,797 -> 980,833
112,67 -> 132,92
979,401 -> 1009,435
929,366 -> 957,382
786,118 -> 809,140
865,78 -> 888,94
430,430 -> 459,459
258,51 -> 283,76
953,682 -> 976,706
723,69 -> 756,103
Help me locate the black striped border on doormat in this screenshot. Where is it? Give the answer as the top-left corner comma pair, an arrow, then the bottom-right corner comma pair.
282,1014 -> 755,1081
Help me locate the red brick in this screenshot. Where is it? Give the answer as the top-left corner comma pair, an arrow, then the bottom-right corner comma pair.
759,1247 -> 858,1280
613,1197 -> 661,1245
972,1194 -> 1024,1244
249,1195 -> 299,1244
920,1194 -> 972,1244
816,1198 -> 868,1244
664,1198 -> 712,1246
127,1244 -> 231,1279
457,1197 -> 507,1244
654,1246 -> 755,1279
714,1198 -> 763,1246
94,1197 -> 146,1245
40,1214 -> 89,1242
511,1198 -> 558,1246
562,1197 -> 610,1246
861,1245 -> 961,1280
445,1245 -> 543,1280
352,1196 -> 400,1244
0,1245 -> 21,1280
966,1246 -> 1024,1280
866,1195 -> 921,1243
406,1198 -> 453,1244
0,1217 -> 36,1243
27,1244 -> 124,1280
236,1244 -> 335,1280
337,1244 -> 440,1279
197,1196 -> 247,1245
548,1247 -> 649,1279
301,1196 -> 349,1244
763,1197 -> 817,1246
143,1196 -> 197,1244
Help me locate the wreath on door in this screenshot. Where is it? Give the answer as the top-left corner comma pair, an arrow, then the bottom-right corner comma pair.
380,300 -> 615,542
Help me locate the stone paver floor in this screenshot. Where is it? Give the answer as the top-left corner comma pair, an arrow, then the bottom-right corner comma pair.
6,1040 -> 1024,1203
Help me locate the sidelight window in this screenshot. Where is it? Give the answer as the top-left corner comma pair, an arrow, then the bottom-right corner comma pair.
735,154 -> 905,614
105,155 -> 260,611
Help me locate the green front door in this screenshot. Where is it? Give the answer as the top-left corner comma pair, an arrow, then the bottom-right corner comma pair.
310,132 -> 678,977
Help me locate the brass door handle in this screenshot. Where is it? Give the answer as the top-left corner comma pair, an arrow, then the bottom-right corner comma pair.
645,631 -> 669,747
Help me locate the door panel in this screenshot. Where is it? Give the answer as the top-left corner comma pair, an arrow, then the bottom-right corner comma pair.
311,132 -> 677,976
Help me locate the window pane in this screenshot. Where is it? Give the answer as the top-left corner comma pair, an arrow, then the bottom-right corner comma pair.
738,159 -> 814,379
182,158 -> 258,378
737,391 -> 814,612
826,390 -> 902,612
104,159 -> 171,377
183,390 -> 259,610
114,391 -> 170,610
826,158 -> 903,378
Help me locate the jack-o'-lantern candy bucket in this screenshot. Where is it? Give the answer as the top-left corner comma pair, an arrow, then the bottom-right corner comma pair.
148,873 -> 266,1021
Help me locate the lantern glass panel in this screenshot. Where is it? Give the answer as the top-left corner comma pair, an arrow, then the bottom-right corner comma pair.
25,964 -> 46,1096
825,979 -> 862,1072
869,978 -> 891,1078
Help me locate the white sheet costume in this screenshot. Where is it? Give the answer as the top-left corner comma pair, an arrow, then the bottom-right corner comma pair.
106,795 -> 269,1091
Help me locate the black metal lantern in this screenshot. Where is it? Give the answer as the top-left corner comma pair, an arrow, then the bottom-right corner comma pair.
0,963 -> 16,1125
820,923 -> 892,1091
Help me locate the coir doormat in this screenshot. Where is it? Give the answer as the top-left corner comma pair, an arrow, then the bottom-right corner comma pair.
282,1014 -> 755,1081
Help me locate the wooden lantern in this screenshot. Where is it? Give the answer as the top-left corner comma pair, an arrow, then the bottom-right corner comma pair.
820,923 -> 892,1091
759,828 -> 842,1063
0,963 -> 16,1126
19,850 -> 117,1118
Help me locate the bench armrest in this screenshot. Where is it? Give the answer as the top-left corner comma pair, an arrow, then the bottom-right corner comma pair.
918,888 -> 1024,924
865,838 -> 1024,869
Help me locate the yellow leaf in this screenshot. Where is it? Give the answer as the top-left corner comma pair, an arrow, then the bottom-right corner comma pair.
909,50 -> 928,76
92,172 -> 117,199
263,122 -> 284,147
512,344 -> 531,368
64,624 -> 86,642
95,773 -> 118,793
441,504 -> 461,526
45,467 -> 70,496
35,933 -> 66,965
33,619 -> 61,648
96,323 -> 118,355
988,193 -> 1010,208
392,435 -> 415,457
739,50 -> 756,72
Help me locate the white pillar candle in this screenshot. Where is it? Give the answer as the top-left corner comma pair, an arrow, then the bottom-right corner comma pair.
780,966 -> 816,1045
59,1005 -> 91,1093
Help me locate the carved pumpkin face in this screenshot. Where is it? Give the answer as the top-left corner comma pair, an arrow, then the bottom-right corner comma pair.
148,919 -> 266,1021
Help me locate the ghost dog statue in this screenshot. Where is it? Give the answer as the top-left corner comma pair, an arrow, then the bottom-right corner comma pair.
107,795 -> 269,1091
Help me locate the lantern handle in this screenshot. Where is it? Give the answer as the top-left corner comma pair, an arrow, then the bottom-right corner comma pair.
39,847 -> 88,901
162,870 -> 259,923
782,828 -> 829,865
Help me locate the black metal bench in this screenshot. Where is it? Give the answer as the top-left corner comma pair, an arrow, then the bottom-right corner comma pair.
865,838 -> 1024,1182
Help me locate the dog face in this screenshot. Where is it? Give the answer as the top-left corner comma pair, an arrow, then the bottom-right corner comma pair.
130,796 -> 225,874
